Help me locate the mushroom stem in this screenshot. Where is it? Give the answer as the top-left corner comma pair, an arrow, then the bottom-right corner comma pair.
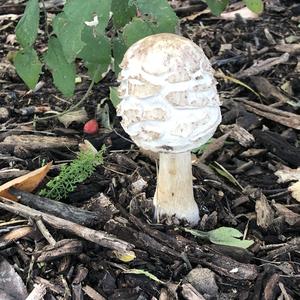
154,151 -> 200,225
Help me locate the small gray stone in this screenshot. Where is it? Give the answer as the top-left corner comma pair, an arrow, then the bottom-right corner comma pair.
185,267 -> 218,298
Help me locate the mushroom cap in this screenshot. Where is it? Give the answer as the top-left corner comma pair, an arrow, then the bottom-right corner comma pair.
117,33 -> 221,153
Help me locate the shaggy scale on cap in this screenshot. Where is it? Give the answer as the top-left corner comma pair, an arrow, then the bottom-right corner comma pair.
117,33 -> 221,153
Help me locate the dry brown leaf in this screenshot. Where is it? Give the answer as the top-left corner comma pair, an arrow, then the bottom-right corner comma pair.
220,7 -> 259,20
272,203 -> 300,226
288,181 -> 300,203
275,165 -> 300,183
0,162 -> 52,200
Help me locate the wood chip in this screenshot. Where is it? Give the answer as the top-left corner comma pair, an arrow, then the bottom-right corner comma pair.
255,193 -> 274,229
220,124 -> 254,147
236,98 -> 300,130
236,53 -> 289,78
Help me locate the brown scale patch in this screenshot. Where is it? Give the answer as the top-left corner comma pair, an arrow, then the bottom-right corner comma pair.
165,91 -> 189,106
167,72 -> 191,83
127,81 -> 161,98
143,107 -> 168,121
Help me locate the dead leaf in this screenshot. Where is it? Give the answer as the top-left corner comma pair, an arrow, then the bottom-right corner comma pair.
275,165 -> 300,183
272,203 -> 300,226
0,162 -> 52,200
57,107 -> 88,128
221,7 -> 259,20
288,181 -> 300,203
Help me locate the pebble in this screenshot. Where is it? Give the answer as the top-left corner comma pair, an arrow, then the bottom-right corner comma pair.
185,267 -> 219,299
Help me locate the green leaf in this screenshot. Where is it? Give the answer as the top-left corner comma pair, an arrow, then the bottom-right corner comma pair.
206,0 -> 229,16
124,269 -> 165,284
110,87 -> 120,108
184,227 -> 254,249
64,0 -> 111,34
111,0 -> 136,29
79,28 -> 111,83
129,0 -> 178,33
53,12 -> 85,63
112,36 -> 127,74
208,227 -> 254,249
44,37 -> 76,97
16,0 -> 39,47
210,161 -> 244,191
243,0 -> 264,14
14,47 -> 41,89
122,18 -> 154,47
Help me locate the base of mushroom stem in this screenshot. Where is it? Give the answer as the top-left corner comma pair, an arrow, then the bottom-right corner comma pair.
153,151 -> 200,225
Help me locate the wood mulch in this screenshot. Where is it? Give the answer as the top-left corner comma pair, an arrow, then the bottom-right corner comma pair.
0,0 -> 299,299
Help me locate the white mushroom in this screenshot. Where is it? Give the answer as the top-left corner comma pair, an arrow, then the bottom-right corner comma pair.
117,33 -> 221,225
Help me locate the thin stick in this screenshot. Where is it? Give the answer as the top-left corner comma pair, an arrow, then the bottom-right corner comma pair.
36,218 -> 56,246
0,196 -> 134,252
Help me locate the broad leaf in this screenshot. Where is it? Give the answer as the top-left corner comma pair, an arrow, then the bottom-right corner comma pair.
112,0 -> 136,29
184,227 -> 254,249
122,18 -> 154,47
208,227 -> 254,249
44,37 -> 76,97
14,47 -> 42,89
15,0 -> 39,47
64,0 -> 111,34
243,0 -> 264,14
112,36 -> 127,74
206,0 -> 229,16
79,28 -> 111,82
110,87 -> 120,108
129,0 -> 178,33
53,12 -> 85,63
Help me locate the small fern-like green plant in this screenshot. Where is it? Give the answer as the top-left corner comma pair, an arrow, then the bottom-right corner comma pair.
39,145 -> 105,200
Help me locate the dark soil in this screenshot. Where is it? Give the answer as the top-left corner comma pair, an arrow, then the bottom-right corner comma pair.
0,0 -> 300,299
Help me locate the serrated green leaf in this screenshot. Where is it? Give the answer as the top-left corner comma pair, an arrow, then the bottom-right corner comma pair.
53,12 -> 85,63
112,0 -> 136,29
14,47 -> 41,89
124,269 -> 165,284
79,28 -> 111,82
122,18 -> 154,47
110,87 -> 120,108
243,0 -> 264,14
15,0 -> 39,47
44,37 -> 76,97
208,227 -> 254,249
64,0 -> 111,34
206,0 -> 229,16
129,0 -> 178,33
112,36 -> 127,74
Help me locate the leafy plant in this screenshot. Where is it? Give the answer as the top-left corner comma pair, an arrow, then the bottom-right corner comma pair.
204,0 -> 264,16
14,0 -> 264,99
39,145 -> 105,200
183,226 -> 254,249
14,0 -> 179,97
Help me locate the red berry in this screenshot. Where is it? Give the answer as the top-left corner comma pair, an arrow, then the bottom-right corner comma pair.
83,119 -> 99,134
